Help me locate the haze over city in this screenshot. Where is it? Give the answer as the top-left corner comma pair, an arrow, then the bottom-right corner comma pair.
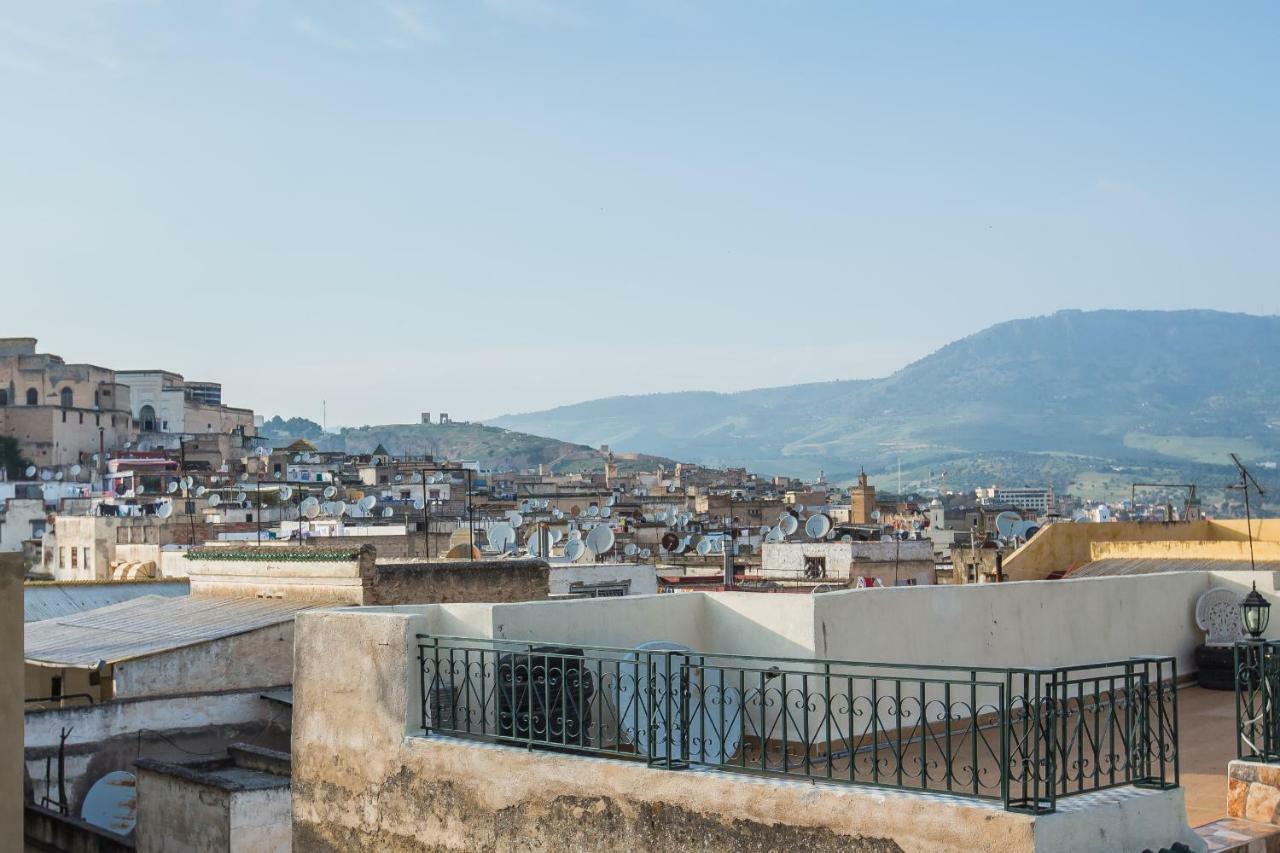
4,2 -> 1279,425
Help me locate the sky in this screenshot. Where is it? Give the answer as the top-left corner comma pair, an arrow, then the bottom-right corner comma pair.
2,1 -> 1278,428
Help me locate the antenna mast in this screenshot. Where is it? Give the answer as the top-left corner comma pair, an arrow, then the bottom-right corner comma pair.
1229,453 -> 1266,573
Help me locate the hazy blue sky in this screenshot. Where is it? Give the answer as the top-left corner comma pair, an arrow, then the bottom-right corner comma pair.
2,2 -> 1277,427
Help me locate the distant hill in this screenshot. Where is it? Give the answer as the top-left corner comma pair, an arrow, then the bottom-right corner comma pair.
490,310 -> 1280,499
259,418 -> 676,475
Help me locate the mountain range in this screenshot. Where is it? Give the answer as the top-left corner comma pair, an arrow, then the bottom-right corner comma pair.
489,310 -> 1280,499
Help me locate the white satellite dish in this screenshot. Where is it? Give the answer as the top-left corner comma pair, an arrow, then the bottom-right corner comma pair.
586,525 -> 615,556
280,486 -> 294,501
40,469 -> 52,482
601,506 -> 612,518
323,486 -> 337,499
239,473 -> 248,482
548,529 -> 562,545
616,642 -> 741,763
234,491 -> 247,503
506,511 -> 524,527
81,770 -> 137,835
779,514 -> 799,536
520,499 -> 531,512
795,503 -> 805,513
606,495 -> 616,507
696,538 -> 711,556
624,543 -> 638,557
871,510 -> 881,522
359,495 -> 376,510
167,482 -> 179,494
334,500 -> 348,516
587,505 -> 600,518
656,510 -> 668,523
300,496 -> 318,511
157,502 -> 173,519
412,497 -> 426,510
304,503 -> 320,519
552,508 -> 564,520
563,539 -> 586,562
805,513 -> 832,539
765,526 -> 783,543
70,464 -> 82,476
136,484 -> 145,495
55,471 -> 64,481
394,474 -> 403,483
195,486 -> 207,497
639,548 -> 651,559
994,511 -> 1021,539
208,493 -> 221,507
293,454 -> 302,463
489,522 -> 516,551
381,507 -> 394,518
24,465 -> 37,477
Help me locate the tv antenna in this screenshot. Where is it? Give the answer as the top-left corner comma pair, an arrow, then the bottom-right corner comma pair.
1228,453 -> 1266,573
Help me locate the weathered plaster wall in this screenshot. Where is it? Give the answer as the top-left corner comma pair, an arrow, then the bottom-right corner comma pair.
26,688 -> 289,816
230,785 -> 292,853
183,551 -> 372,603
368,559 -> 550,606
136,766 -> 232,853
1,553 -> 22,853
291,608 -> 1202,853
112,622 -> 298,698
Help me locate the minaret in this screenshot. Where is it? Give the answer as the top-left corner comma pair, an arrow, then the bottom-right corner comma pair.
850,468 -> 876,524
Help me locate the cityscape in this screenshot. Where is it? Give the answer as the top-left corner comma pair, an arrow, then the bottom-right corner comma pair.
5,3 -> 1280,853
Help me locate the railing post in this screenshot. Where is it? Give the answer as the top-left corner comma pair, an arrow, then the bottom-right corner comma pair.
418,636 -> 430,735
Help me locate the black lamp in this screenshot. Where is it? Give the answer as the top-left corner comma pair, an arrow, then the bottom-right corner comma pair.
1242,581 -> 1271,639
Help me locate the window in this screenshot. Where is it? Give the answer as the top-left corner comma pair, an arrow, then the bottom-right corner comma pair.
78,412 -> 84,424
60,387 -> 73,407
26,388 -> 38,405
51,676 -> 63,699
70,548 -> 78,569
803,556 -> 827,579
83,548 -> 91,572
0,389 -> 7,405
139,405 -> 156,432
58,548 -> 65,569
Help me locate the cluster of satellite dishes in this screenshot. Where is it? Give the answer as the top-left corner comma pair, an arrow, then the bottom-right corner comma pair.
994,510 -> 1041,543
24,464 -> 86,483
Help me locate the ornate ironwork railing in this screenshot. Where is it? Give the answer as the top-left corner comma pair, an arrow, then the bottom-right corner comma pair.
1236,640 -> 1280,762
416,635 -> 1178,814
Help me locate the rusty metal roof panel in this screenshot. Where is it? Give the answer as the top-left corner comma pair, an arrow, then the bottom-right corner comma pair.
24,580 -> 189,623
24,594 -> 330,667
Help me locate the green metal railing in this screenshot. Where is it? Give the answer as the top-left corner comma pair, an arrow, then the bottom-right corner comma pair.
1236,640 -> 1280,762
416,635 -> 1178,813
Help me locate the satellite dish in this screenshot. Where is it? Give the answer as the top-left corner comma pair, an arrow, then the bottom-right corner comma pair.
805,513 -> 832,539
234,491 -> 247,503
136,484 -> 145,495
587,505 -> 600,518
167,482 -> 179,494
208,493 -> 221,507
81,771 -> 137,835
55,471 -> 64,481
239,473 -> 248,482
795,504 -> 805,514
293,454 -> 302,463
381,507 -> 394,518
323,486 -> 337,499
639,548 -> 651,559
661,532 -> 679,552
994,511 -> 1021,540
506,511 -> 524,527
551,508 -> 564,520
563,539 -> 586,562
24,465 -> 36,477
601,506 -> 612,518
871,510 -> 881,522
280,486 -> 294,501
489,522 -> 516,551
519,499 -> 531,512
586,525 -> 615,556
333,500 -> 347,516
841,534 -> 853,542
70,464 -> 82,476
656,510 -> 668,523
40,470 -> 52,482
696,538 -> 711,556
300,496 -> 318,511
1023,524 -> 1041,539
359,495 -> 376,510
606,495 -> 616,507
765,526 -> 783,543
616,642 -> 740,762
195,486 -> 207,497
779,514 -> 799,536
624,543 -> 638,557
412,498 -> 426,510
304,503 -> 320,519
183,476 -> 194,489
157,502 -> 173,519
394,474 -> 403,483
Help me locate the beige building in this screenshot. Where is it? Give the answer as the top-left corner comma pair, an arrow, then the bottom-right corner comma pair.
849,469 -> 876,524
0,337 -> 136,467
116,369 -> 256,440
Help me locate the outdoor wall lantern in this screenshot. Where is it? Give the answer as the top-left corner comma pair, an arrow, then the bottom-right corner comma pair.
1241,581 -> 1271,639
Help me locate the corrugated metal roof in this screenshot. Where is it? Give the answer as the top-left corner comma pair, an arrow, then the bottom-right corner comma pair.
24,581 -> 190,623
1070,558 -> 1280,578
25,594 -> 329,667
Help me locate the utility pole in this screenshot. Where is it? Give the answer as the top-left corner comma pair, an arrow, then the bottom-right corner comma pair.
1230,453 -> 1266,573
